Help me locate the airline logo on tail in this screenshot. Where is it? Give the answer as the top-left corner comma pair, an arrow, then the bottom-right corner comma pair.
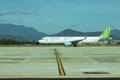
99,26 -> 111,41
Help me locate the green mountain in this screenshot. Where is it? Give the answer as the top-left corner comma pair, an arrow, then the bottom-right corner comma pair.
52,28 -> 101,36
0,23 -> 48,41
52,28 -> 120,40
0,23 -> 120,41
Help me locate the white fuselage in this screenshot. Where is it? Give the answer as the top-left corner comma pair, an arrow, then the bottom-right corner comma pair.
38,36 -> 100,44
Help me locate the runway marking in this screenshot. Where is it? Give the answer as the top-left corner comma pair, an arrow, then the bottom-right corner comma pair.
0,62 -> 20,63
83,72 -> 109,74
0,74 -> 120,78
54,48 -> 66,76
83,54 -> 120,55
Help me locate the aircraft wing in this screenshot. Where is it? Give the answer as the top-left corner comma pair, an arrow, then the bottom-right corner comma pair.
71,40 -> 82,45
71,36 -> 87,46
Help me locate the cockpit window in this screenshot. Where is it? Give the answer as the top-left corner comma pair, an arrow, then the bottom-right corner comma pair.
41,38 -> 44,40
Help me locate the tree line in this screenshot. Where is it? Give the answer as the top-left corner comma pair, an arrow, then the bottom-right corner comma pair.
0,39 -> 39,45
0,38 -> 120,45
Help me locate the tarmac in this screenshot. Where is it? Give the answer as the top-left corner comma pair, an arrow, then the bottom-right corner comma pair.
0,47 -> 120,78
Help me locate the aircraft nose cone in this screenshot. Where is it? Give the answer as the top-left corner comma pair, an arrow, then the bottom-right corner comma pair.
38,40 -> 42,43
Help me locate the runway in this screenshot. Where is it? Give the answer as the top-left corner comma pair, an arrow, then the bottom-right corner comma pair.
0,47 -> 120,78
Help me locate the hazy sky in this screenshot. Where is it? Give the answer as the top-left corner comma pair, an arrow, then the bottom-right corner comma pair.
0,0 -> 120,34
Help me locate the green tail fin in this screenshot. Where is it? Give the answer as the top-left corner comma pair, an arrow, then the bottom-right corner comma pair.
99,26 -> 111,40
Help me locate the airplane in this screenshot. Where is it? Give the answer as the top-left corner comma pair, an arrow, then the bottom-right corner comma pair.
38,26 -> 111,47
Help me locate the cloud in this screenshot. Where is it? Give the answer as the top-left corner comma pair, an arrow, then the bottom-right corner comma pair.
33,11 -> 40,15
23,19 -> 36,23
0,11 -> 39,16
0,19 -> 8,22
67,25 -> 79,28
